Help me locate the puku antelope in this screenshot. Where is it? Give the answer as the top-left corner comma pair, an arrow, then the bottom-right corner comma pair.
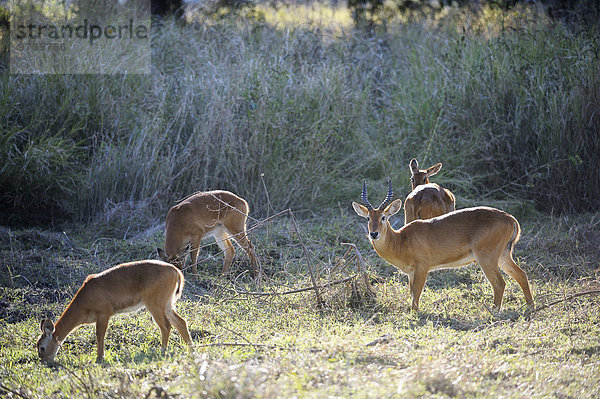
36,260 -> 192,363
157,190 -> 260,278
352,180 -> 534,311
404,158 -> 455,224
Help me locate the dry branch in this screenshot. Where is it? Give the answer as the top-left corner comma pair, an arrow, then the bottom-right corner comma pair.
207,274 -> 359,297
220,326 -> 259,352
195,342 -> 324,353
341,242 -> 375,297
365,334 -> 394,347
197,342 -> 280,350
288,209 -> 324,307
180,210 -> 369,307
0,383 -> 30,399
532,289 -> 600,314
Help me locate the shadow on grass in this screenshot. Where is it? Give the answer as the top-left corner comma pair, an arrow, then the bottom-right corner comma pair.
568,345 -> 600,356
190,328 -> 212,340
410,308 -> 528,332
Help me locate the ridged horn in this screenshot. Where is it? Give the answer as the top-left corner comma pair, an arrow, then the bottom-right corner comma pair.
361,180 -> 374,210
379,178 -> 394,209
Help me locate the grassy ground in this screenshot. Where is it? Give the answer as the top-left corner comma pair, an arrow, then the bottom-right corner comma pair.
1,207 -> 598,398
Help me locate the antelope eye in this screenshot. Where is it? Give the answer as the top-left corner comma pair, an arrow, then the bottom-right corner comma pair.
381,216 -> 386,221
366,216 -> 370,221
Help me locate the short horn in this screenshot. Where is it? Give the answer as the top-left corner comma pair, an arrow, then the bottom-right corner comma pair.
379,178 -> 394,209
361,180 -> 374,210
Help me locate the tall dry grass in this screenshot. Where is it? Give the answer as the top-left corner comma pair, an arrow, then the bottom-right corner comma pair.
1,7 -> 598,225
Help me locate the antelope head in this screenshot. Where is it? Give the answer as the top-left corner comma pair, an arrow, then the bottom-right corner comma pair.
409,158 -> 443,190
157,245 -> 189,270
352,179 -> 402,241
37,319 -> 60,362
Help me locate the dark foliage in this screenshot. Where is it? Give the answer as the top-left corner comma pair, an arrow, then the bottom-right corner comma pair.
152,0 -> 185,20
347,0 -> 600,28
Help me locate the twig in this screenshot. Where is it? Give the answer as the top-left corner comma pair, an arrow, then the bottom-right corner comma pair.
477,301 -> 496,318
0,383 -> 30,399
197,342 -> 280,349
330,246 -> 353,274
531,289 -> 600,314
195,342 -> 324,353
365,334 -> 394,347
180,209 -> 291,276
338,254 -> 357,275
62,365 -> 94,398
220,326 -> 258,352
207,274 -> 359,297
288,209 -> 324,307
260,173 -> 276,216
341,243 -> 375,296
246,209 -> 292,232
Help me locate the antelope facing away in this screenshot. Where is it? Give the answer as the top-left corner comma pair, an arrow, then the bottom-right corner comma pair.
157,190 -> 260,278
404,158 -> 455,224
36,260 -> 192,363
352,180 -> 534,311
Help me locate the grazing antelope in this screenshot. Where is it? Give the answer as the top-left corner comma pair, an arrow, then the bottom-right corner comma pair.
352,180 -> 534,311
404,158 -> 455,224
36,260 -> 192,363
157,190 -> 260,277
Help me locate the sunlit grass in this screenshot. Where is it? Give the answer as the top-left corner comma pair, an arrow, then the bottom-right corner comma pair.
254,2 -> 353,33
1,209 -> 599,396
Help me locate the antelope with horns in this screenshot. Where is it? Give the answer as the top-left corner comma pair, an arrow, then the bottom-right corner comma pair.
36,260 -> 192,363
404,158 -> 455,224
352,180 -> 534,311
157,190 -> 260,278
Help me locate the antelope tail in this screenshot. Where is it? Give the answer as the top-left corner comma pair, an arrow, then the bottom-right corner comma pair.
175,270 -> 185,299
507,219 -> 522,255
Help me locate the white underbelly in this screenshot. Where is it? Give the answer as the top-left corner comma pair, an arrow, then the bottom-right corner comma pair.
205,225 -> 229,239
116,302 -> 145,314
429,255 -> 475,271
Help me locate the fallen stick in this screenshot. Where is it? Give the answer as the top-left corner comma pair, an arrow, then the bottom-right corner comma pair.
531,289 -> 600,314
194,342 -> 324,353
208,274 -> 359,297
196,342 -> 282,350
220,326 -> 259,352
365,334 -> 394,347
0,383 -> 30,399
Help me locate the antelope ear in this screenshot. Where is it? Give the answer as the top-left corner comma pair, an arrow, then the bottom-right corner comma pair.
157,248 -> 169,262
41,318 -> 55,335
384,199 -> 403,216
426,162 -> 443,177
352,202 -> 369,218
409,158 -> 419,174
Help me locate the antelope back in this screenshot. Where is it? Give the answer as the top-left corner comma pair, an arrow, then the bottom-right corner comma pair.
162,191 -> 250,257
